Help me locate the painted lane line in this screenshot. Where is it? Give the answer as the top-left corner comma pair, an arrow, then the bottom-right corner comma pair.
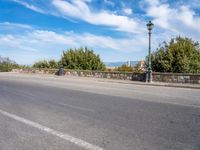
0,109 -> 103,150
60,103 -> 95,113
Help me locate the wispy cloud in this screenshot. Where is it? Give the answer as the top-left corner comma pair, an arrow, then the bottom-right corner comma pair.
122,8 -> 133,15
3,0 -> 200,64
12,0 -> 44,13
11,0 -> 143,34
52,0 -> 142,33
104,0 -> 115,7
143,0 -> 200,40
174,0 -> 200,9
0,22 -> 149,64
10,0 -> 200,39
0,22 -> 33,30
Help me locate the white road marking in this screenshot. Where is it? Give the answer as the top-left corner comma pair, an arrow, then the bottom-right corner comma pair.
0,109 -> 103,150
60,103 -> 95,113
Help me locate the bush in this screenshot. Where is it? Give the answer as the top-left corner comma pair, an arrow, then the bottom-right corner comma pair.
115,65 -> 133,72
33,59 -> 59,69
61,47 -> 105,70
0,57 -> 19,72
149,36 -> 200,73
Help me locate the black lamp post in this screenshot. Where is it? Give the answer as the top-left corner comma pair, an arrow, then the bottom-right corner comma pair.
146,21 -> 154,83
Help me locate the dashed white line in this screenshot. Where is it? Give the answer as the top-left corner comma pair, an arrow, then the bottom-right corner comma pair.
0,109 -> 104,150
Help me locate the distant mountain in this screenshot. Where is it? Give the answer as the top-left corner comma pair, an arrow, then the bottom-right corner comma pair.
104,61 -> 139,67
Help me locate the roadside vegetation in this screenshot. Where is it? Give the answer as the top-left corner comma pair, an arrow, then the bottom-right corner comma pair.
2,36 -> 200,73
61,47 -> 105,70
33,59 -> 59,69
33,47 -> 106,71
112,63 -> 144,73
32,36 -> 200,73
150,36 -> 200,73
0,57 -> 22,72
114,64 -> 133,72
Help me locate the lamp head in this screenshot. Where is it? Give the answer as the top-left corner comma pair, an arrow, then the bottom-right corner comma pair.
147,21 -> 154,31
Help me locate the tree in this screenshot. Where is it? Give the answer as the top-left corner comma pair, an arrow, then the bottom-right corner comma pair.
61,47 -> 105,70
48,59 -> 59,68
150,36 -> 200,73
0,56 -> 19,72
115,64 -> 133,72
33,59 -> 58,69
134,63 -> 143,73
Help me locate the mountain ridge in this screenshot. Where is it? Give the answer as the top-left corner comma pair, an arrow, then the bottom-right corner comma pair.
104,61 -> 139,67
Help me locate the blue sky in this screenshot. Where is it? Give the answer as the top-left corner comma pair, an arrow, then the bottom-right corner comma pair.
0,0 -> 200,64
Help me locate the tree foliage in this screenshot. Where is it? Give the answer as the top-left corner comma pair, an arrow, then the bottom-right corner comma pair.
61,47 -> 105,70
115,64 -> 133,72
0,57 -> 19,72
33,59 -> 59,69
134,63 -> 144,73
151,36 -> 200,73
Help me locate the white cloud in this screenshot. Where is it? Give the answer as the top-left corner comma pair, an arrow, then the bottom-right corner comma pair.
0,22 -> 33,30
12,0 -> 44,13
69,32 -> 147,52
4,1 -> 200,64
144,0 -> 200,40
0,34 -> 39,52
145,0 -> 160,6
0,22 -> 149,64
104,0 -> 115,7
52,0 -> 142,33
177,6 -> 200,30
174,0 -> 200,9
122,8 -> 133,15
10,0 -> 143,33
10,0 -> 200,40
146,3 -> 171,29
0,29 -> 146,53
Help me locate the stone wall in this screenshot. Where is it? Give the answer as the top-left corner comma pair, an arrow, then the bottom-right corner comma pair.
12,68 -> 58,74
12,69 -> 200,84
152,72 -> 200,84
12,68 -> 146,81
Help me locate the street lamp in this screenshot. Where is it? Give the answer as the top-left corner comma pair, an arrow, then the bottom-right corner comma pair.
146,21 -> 154,83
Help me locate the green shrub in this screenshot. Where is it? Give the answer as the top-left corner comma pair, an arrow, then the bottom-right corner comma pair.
115,65 -> 133,72
61,47 -> 105,70
33,59 -> 59,69
0,57 -> 19,72
149,36 -> 200,73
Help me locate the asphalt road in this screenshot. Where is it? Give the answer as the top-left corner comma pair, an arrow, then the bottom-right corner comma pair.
0,73 -> 200,150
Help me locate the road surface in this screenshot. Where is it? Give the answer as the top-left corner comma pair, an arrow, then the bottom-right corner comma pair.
0,73 -> 200,150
